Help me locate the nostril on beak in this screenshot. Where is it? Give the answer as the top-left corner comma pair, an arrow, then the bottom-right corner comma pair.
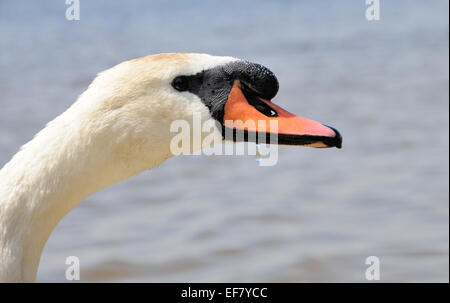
324,125 -> 343,149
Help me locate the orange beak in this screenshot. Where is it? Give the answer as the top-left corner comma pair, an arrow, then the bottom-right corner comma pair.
223,80 -> 342,148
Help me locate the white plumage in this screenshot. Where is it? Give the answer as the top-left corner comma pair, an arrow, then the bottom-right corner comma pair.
0,53 -> 238,282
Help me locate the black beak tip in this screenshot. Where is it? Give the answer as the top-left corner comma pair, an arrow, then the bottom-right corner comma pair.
324,125 -> 343,149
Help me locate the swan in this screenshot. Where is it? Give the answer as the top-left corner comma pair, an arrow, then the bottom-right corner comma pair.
0,53 -> 342,282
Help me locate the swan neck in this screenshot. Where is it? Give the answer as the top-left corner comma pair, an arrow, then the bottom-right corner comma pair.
0,106 -> 165,282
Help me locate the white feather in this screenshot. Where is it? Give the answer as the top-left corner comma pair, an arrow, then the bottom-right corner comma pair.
0,53 -> 239,282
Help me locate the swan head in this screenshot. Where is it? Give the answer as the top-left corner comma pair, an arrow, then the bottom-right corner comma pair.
0,53 -> 343,282
79,53 -> 341,165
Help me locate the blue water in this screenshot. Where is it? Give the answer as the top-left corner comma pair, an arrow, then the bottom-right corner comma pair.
0,0 -> 448,282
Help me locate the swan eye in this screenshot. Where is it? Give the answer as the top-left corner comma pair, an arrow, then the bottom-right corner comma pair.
172,76 -> 190,92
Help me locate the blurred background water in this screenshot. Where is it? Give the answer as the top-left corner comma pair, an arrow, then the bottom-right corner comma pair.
0,0 -> 448,282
